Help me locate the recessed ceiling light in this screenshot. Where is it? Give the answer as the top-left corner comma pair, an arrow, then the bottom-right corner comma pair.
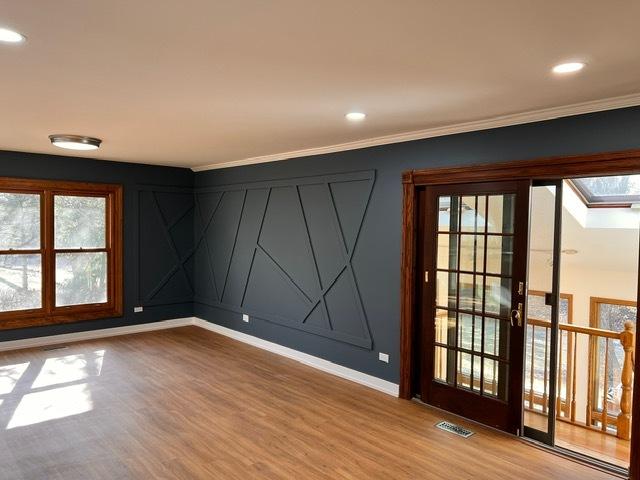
552,62 -> 585,74
0,28 -> 26,43
49,135 -> 102,151
345,112 -> 366,121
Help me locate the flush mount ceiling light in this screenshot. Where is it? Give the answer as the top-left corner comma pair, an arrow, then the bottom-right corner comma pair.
345,112 -> 366,121
0,27 -> 26,43
552,62 -> 585,74
49,135 -> 102,151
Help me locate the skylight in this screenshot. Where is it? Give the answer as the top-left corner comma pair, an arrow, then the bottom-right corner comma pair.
569,175 -> 640,206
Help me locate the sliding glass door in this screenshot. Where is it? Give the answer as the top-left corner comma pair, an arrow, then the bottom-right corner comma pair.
523,174 -> 640,474
523,180 -> 563,445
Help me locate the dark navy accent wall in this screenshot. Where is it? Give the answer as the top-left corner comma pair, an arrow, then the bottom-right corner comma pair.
0,150 -> 194,342
193,170 -> 375,349
194,106 -> 640,384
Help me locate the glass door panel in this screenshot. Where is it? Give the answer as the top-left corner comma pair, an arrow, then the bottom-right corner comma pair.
434,194 -> 513,400
524,181 -> 562,443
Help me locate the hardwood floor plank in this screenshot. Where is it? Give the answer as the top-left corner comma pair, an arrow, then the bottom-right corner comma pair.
0,326 -> 616,479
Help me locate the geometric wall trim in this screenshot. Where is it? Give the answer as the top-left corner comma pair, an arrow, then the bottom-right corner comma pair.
193,170 -> 376,349
136,185 -> 195,307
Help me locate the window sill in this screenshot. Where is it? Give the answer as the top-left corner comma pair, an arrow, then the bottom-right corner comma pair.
0,306 -> 124,331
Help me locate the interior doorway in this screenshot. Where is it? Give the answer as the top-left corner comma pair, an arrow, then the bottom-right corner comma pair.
400,150 -> 640,480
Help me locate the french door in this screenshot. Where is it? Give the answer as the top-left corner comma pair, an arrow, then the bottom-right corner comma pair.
418,180 -> 530,433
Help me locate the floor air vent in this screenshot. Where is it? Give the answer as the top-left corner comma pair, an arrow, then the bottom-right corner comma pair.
435,421 -> 474,438
42,345 -> 69,352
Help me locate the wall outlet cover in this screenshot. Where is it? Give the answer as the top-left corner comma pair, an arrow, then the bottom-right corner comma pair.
242,314 -> 250,323
134,306 -> 144,313
379,352 -> 389,363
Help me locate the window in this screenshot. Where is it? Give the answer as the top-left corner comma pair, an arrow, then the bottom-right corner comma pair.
569,175 -> 640,207
0,178 -> 122,330
526,290 -> 572,324
589,297 -> 637,427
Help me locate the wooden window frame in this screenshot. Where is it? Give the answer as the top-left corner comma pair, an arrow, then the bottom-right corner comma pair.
0,177 -> 123,330
590,296 -> 637,329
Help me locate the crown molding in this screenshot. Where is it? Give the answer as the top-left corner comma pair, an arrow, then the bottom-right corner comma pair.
192,92 -> 640,172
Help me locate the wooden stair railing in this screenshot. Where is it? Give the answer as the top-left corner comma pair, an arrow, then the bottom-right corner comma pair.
524,319 -> 635,440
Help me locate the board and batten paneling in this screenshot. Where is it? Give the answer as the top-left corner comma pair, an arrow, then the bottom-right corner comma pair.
193,171 -> 375,349
135,186 -> 195,308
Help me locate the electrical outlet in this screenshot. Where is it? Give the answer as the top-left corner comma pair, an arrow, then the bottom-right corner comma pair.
242,314 -> 249,323
134,306 -> 143,313
379,352 -> 389,363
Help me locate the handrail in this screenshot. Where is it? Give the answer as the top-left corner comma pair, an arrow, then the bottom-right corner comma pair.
527,318 -> 621,339
524,318 -> 635,440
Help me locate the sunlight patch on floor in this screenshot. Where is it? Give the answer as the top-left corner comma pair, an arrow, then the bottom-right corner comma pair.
32,349 -> 105,388
0,362 -> 30,395
7,383 -> 93,429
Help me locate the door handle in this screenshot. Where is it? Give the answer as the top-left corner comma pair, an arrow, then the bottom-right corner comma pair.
510,302 -> 523,327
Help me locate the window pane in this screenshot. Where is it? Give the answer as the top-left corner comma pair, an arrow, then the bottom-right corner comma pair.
485,276 -> 511,317
55,252 -> 107,306
0,254 -> 42,311
598,302 -> 637,332
434,346 -> 446,382
436,271 -> 456,309
439,196 -> 457,232
487,194 -> 515,234
437,234 -> 458,270
527,293 -> 571,324
574,175 -> 640,199
55,196 -> 106,249
486,235 -> 513,275
435,309 -> 455,346
0,193 -> 40,250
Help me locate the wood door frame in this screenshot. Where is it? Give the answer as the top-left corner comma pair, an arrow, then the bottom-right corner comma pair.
399,148 -> 640,478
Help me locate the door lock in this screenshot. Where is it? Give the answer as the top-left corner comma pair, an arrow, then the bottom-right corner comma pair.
510,302 -> 523,327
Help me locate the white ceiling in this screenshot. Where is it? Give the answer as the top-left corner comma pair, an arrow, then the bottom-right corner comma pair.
530,183 -> 639,274
1,0 -> 640,170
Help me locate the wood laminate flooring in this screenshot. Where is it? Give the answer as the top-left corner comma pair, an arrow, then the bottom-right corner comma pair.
0,326 -> 617,479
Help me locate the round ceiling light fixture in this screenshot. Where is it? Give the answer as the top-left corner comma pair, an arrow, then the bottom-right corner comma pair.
0,28 -> 26,43
345,112 -> 366,121
552,62 -> 585,74
49,134 -> 102,151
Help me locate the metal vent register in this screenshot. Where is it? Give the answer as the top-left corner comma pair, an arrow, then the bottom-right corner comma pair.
435,421 -> 474,438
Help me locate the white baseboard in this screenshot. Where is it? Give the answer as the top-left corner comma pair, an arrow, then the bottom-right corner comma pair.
0,315 -> 399,398
0,317 -> 193,352
192,318 -> 399,397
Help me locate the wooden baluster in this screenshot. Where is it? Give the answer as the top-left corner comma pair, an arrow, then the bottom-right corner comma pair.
602,339 -> 610,432
557,330 -> 564,417
617,321 -> 634,440
529,325 -> 535,409
565,329 -> 574,417
571,331 -> 578,423
586,335 -> 595,427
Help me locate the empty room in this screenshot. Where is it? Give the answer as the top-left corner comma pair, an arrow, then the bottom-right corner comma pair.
1,1 -> 640,479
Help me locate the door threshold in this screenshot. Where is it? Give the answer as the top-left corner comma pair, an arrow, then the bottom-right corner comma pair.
521,437 -> 628,479
413,396 -> 629,479
410,396 -> 517,438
